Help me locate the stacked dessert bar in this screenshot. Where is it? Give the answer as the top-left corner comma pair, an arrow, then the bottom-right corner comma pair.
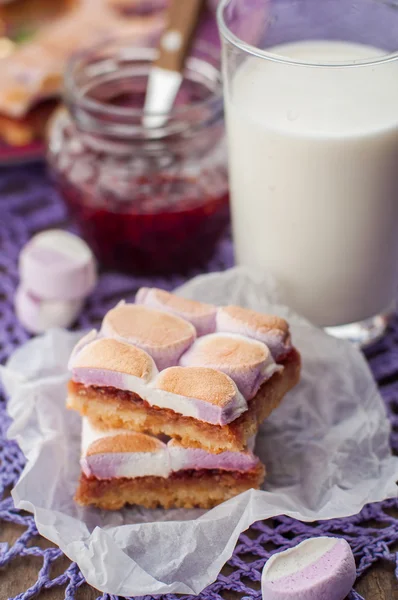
68,288 -> 301,509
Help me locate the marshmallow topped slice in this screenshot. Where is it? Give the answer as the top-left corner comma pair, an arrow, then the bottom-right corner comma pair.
81,419 -> 169,479
70,337 -> 157,389
179,333 -> 282,399
19,229 -> 97,300
81,419 -> 260,479
15,286 -> 83,334
261,537 -> 356,600
217,306 -> 292,361
69,337 -> 246,424
102,303 -> 196,370
136,287 -> 217,336
155,366 -> 247,425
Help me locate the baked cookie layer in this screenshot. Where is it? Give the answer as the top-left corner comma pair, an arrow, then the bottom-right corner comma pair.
75,463 -> 266,510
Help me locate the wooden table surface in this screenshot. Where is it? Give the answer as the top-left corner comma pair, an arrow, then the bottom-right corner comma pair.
1,514 -> 397,599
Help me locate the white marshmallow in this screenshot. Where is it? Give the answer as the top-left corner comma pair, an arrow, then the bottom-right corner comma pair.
261,537 -> 356,600
15,286 -> 83,334
19,229 -> 97,300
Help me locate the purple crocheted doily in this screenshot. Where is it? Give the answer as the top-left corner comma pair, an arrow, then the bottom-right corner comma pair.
0,164 -> 397,600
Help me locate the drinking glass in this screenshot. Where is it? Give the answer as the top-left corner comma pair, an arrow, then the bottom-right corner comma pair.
217,0 -> 398,345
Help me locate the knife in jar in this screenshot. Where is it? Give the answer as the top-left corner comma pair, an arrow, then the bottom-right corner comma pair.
143,0 -> 205,128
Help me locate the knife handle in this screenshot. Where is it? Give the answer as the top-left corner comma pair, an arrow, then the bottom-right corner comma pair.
155,0 -> 205,73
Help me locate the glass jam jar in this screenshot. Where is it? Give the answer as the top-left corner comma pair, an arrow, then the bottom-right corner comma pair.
47,38 -> 229,275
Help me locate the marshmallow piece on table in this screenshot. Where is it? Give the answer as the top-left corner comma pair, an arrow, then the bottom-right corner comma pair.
261,537 -> 356,600
19,229 -> 97,301
14,286 -> 83,334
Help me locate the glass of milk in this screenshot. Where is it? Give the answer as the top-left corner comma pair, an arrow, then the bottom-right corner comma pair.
217,0 -> 398,345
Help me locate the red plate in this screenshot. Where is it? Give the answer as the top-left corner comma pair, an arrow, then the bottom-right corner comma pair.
0,98 -> 59,164
0,140 -> 45,164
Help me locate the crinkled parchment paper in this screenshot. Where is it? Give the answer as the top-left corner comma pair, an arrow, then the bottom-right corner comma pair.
1,267 -> 397,596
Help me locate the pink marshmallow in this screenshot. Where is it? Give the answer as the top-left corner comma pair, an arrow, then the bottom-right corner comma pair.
136,287 -> 217,336
19,229 -> 97,301
261,537 -> 356,600
179,333 -> 281,399
15,285 -> 83,334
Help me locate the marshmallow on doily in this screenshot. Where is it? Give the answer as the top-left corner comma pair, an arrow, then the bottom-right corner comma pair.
261,537 -> 356,600
15,229 -> 97,333
14,286 -> 84,335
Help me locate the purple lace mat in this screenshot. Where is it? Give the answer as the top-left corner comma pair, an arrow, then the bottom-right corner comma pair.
0,164 -> 397,599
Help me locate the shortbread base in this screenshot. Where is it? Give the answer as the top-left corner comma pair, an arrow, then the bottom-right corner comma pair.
75,464 -> 266,510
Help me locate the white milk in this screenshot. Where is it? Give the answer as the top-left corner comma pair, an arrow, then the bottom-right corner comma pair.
225,41 -> 398,326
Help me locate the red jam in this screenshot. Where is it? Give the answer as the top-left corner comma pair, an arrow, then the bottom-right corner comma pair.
56,171 -> 229,274
48,57 -> 229,275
